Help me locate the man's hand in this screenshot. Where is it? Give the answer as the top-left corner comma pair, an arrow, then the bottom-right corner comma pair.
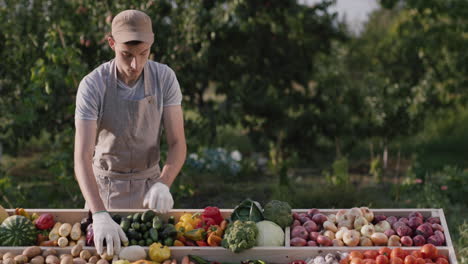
92,211 -> 128,255
143,182 -> 174,213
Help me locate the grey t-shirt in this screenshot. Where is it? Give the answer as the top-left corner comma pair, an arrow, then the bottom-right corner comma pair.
75,60 -> 182,121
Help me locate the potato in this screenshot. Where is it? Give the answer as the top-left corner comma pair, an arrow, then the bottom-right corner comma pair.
79,251 -> 91,261
4,259 -> 15,264
42,249 -> 57,258
71,245 -> 83,257
23,246 -> 42,258
60,255 -> 73,264
99,254 -> 113,262
31,256 -> 45,264
0,253 -> 3,259
60,255 -> 73,260
87,257 -> 98,264
58,236 -> 69,248
45,255 -> 60,264
96,259 -> 109,264
73,258 -> 86,264
14,255 -> 28,264
3,253 -> 15,261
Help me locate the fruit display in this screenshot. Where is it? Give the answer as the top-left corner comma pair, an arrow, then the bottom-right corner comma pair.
290,208 -> 447,247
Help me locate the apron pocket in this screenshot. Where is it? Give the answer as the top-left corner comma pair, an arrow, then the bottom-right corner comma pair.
108,179 -> 131,209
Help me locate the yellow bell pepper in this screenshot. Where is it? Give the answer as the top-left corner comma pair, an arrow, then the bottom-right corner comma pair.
184,228 -> 206,241
148,243 -> 171,262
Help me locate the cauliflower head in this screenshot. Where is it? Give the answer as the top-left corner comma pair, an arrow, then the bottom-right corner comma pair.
222,220 -> 258,253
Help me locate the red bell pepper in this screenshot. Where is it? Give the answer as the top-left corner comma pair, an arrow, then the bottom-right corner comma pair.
202,206 -> 223,225
196,240 -> 208,247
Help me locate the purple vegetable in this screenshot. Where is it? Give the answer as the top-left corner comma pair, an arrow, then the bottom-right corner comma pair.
86,224 -> 94,246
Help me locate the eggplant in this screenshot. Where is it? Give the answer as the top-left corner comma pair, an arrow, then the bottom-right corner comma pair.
86,224 -> 94,246
81,210 -> 93,232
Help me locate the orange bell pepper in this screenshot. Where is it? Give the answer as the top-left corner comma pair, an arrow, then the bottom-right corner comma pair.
207,233 -> 222,247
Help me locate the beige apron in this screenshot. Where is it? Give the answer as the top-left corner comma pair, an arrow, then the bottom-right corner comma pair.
89,59 -> 163,209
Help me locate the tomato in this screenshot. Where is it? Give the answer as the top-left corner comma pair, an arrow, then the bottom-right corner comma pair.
415,258 -> 425,264
363,259 -> 377,264
341,258 -> 350,264
411,251 -> 423,259
390,257 -> 404,264
364,251 -> 379,260
435,258 -> 448,264
391,248 -> 406,260
436,255 -> 449,261
351,252 -> 365,259
421,244 -> 438,260
376,255 -> 389,264
424,259 -> 433,263
380,247 -> 393,257
351,258 -> 363,264
404,255 -> 416,264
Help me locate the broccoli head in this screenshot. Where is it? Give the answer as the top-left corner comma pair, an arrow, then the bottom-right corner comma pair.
222,220 -> 258,253
262,200 -> 293,229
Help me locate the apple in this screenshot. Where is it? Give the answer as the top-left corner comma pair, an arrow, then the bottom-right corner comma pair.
400,236 -> 413,246
343,230 -> 360,247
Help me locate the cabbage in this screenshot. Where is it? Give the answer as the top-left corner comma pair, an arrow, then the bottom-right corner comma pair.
255,220 -> 285,246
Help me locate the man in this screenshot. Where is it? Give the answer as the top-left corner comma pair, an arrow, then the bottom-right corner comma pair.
74,10 -> 186,255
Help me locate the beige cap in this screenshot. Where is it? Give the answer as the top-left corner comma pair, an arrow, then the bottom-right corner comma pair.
111,10 -> 154,44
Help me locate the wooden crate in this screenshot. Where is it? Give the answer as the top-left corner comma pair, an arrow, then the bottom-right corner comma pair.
0,208 -> 458,264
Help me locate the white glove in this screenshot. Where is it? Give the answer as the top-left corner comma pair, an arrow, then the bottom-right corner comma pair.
143,182 -> 174,213
92,211 -> 128,256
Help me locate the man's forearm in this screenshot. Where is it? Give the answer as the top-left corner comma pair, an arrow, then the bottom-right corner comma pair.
74,157 -> 106,213
159,140 -> 186,187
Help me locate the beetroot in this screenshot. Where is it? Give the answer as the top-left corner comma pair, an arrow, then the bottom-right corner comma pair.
396,225 -> 413,237
311,213 -> 328,226
413,235 -> 426,246
426,217 -> 441,224
408,217 -> 423,229
290,237 -> 307,247
291,225 -> 309,240
416,223 -> 434,239
427,235 -> 444,246
408,212 -> 424,220
303,220 -> 319,233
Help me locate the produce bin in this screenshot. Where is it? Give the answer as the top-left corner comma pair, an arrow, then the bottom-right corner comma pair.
0,208 -> 458,264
